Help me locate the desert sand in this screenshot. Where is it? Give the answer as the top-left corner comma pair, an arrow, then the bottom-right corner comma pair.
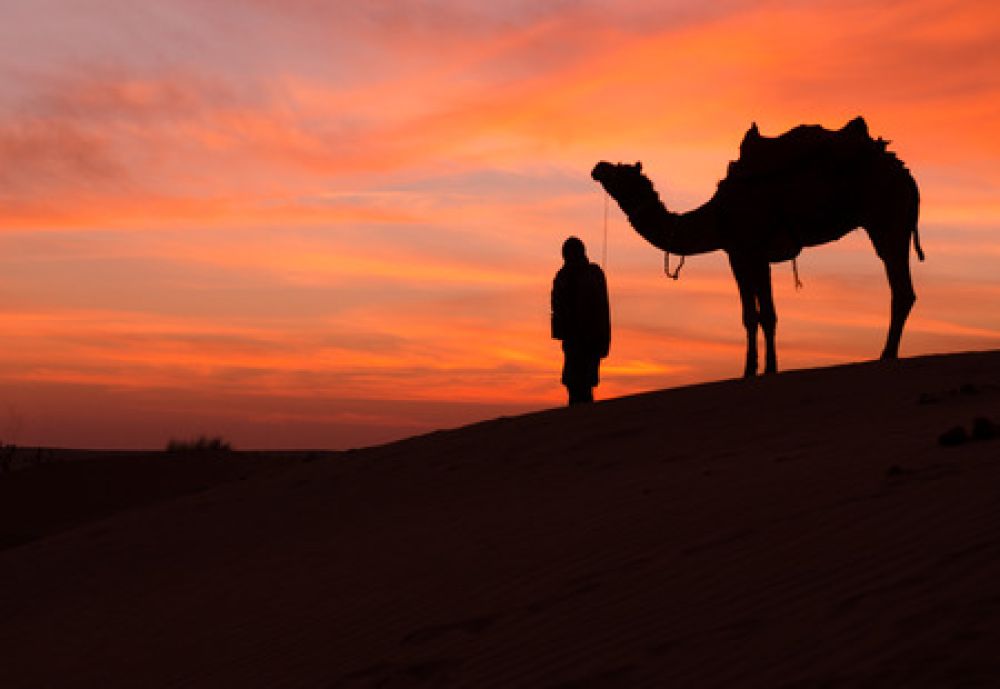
2,350 -> 1000,688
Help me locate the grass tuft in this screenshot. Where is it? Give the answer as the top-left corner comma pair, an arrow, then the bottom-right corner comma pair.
166,436 -> 232,453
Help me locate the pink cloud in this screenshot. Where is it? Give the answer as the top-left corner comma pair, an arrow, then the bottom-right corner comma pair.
0,0 -> 997,448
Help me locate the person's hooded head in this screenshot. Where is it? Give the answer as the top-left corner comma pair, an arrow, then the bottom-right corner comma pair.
562,236 -> 588,265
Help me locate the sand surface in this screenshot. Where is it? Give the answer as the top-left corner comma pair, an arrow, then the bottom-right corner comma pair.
0,449 -> 306,550
3,351 -> 1000,688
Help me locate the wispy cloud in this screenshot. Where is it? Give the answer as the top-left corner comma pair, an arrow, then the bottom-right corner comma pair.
0,0 -> 997,447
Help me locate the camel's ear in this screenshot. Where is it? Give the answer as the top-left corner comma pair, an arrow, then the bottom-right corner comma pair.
633,161 -> 642,173
748,122 -> 760,138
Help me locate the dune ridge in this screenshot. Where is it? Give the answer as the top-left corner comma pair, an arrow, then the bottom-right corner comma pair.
2,350 -> 1000,688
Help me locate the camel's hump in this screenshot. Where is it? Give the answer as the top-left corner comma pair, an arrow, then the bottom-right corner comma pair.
726,116 -> 887,182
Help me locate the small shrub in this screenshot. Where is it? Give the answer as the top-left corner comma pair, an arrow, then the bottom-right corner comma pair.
166,436 -> 232,453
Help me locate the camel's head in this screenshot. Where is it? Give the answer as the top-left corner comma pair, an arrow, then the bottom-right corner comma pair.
591,161 -> 653,202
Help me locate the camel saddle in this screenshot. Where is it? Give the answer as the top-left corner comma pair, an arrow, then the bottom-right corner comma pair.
717,117 -> 892,261
725,116 -> 887,182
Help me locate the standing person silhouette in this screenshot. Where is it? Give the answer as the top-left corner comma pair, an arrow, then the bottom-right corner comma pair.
551,237 -> 611,405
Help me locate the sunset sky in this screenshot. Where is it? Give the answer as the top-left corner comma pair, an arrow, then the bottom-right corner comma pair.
1,0 -> 998,449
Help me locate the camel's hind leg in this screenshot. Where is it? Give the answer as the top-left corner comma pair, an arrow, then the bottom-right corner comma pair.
868,231 -> 916,360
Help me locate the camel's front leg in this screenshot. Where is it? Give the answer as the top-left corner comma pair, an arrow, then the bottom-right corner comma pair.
755,262 -> 778,374
730,256 -> 759,377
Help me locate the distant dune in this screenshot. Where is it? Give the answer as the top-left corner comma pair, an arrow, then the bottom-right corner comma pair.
3,350 -> 1000,688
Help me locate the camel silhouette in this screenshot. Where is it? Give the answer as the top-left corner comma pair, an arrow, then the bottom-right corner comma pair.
592,116 -> 923,377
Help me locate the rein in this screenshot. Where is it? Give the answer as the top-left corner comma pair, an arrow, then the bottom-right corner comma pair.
602,192 -> 609,269
664,252 -> 685,280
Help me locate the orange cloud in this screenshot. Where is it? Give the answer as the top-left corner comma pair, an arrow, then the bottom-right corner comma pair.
0,0 -> 997,448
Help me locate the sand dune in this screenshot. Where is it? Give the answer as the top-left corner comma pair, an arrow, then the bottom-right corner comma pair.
3,350 -> 1000,688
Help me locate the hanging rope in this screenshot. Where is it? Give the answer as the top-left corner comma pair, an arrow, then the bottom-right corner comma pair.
664,252 -> 685,280
602,192 -> 609,269
792,257 -> 803,290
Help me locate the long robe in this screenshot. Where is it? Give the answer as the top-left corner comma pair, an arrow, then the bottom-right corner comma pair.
551,259 -> 610,390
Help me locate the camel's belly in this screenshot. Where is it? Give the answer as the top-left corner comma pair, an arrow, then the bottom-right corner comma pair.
721,175 -> 862,260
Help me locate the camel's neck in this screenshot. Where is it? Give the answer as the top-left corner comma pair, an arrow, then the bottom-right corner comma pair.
608,181 -> 723,257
